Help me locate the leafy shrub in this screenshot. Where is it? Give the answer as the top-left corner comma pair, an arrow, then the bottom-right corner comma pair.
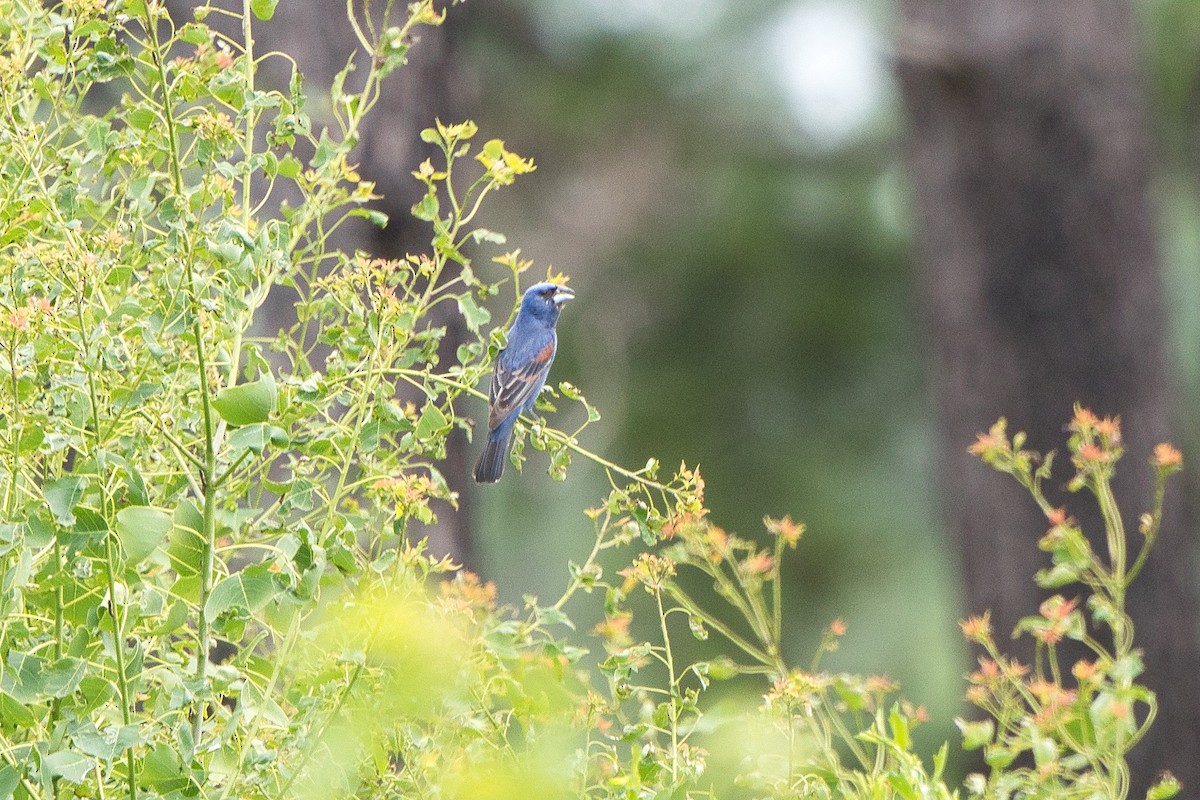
0,2 -> 1179,799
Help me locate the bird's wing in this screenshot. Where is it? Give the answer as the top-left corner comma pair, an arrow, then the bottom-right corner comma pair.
488,340 -> 555,430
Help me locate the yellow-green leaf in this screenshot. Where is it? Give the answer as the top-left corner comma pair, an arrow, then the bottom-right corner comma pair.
115,506 -> 171,564
213,372 -> 276,426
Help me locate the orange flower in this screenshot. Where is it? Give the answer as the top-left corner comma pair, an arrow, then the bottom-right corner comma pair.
864,675 -> 897,694
593,612 -> 632,644
1033,626 -> 1064,646
662,512 -> 698,539
704,526 -> 729,563
1153,443 -> 1183,469
968,431 -> 1003,457
440,571 -> 497,611
972,658 -> 1000,682
740,552 -> 774,576
1095,415 -> 1121,444
1071,406 -> 1099,431
1027,679 -> 1057,702
829,618 -> 847,637
1039,595 -> 1078,622
960,612 -> 992,643
1072,659 -> 1098,682
1076,443 -> 1107,463
7,308 -> 29,331
765,515 -> 805,547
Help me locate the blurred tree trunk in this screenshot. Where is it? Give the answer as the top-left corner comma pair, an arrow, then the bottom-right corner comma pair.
165,1 -> 479,567
896,2 -> 1200,793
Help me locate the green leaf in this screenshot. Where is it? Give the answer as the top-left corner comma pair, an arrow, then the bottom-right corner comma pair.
212,372 -> 276,426
549,444 -> 571,481
45,476 -> 88,526
1031,730 -> 1057,767
1035,563 -> 1080,588
228,423 -> 287,454
414,403 -> 448,441
469,228 -> 506,244
115,506 -> 171,564
204,567 -> 276,622
887,774 -> 920,800
533,605 -> 574,629
17,425 -> 44,454
480,138 -> 504,160
3,653 -> 86,703
250,0 -> 278,20
43,657 -> 88,698
706,656 -> 739,681
43,751 -> 93,784
955,717 -> 994,750
0,765 -> 19,799
127,106 -> 158,131
456,293 -> 491,333
121,462 -> 150,506
983,744 -> 1017,769
411,190 -> 439,222
111,381 -> 159,410
347,207 -> 389,228
889,704 -> 910,750
71,722 -> 140,762
240,677 -> 291,729
177,22 -> 210,45
168,501 -> 206,579
277,154 -> 302,179
141,743 -> 187,791
72,508 -> 108,539
0,690 -> 35,728
932,741 -> 948,781
1111,651 -> 1146,682
1147,773 -> 1182,800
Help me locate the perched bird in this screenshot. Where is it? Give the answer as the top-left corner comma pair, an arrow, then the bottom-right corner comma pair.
473,282 -> 575,483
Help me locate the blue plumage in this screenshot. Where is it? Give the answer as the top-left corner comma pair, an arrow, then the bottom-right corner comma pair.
473,282 -> 574,483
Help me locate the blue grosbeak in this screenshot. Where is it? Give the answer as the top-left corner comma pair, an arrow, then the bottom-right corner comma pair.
473,282 -> 575,483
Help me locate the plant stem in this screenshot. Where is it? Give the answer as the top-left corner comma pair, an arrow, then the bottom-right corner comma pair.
102,531 -> 139,800
1126,471 -> 1167,585
143,4 -> 220,743
4,321 -> 19,516
74,255 -> 138,800
1096,477 -> 1127,596
655,589 -> 680,785
551,512 -> 610,612
662,584 -> 776,669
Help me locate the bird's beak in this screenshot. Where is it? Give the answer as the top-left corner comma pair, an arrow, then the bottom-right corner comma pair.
553,286 -> 576,306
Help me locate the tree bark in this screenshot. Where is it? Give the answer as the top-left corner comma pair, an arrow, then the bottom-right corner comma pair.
896,2 -> 1200,793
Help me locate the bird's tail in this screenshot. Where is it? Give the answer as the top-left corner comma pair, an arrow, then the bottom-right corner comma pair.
473,428 -> 513,484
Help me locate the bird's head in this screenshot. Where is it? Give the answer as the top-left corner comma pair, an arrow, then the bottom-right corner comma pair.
520,282 -> 575,322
